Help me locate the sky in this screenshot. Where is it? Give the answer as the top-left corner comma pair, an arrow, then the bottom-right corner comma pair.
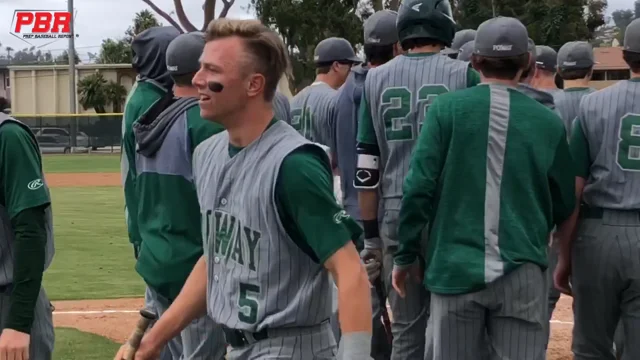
0,0 -> 633,62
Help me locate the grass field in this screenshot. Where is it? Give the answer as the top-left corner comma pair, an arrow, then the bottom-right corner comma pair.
54,328 -> 121,359
43,154 -> 121,173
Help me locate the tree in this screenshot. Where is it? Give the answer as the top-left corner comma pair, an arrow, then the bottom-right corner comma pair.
635,0 -> 640,19
104,82 -> 128,112
98,38 -> 132,64
612,9 -> 635,43
56,50 -> 81,64
78,73 -> 109,113
125,10 -> 161,43
143,0 -> 236,33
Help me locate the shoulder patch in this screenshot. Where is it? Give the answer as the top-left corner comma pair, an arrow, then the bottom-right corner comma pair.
27,179 -> 44,190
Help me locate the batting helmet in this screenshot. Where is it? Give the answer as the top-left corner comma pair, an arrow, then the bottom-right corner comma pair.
396,0 -> 456,47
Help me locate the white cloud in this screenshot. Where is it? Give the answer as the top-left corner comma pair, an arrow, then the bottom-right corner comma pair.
0,0 -> 254,60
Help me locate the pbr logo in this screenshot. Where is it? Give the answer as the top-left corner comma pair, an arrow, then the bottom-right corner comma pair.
10,10 -> 77,41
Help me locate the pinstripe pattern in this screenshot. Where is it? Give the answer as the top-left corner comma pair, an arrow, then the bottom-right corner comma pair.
144,287 -> 226,359
571,209 -> 640,360
578,80 -> 640,208
553,88 -> 595,136
193,121 -> 334,339
365,54 -> 471,215
0,288 -> 54,359
430,263 -> 546,360
290,82 -> 337,150
226,322 -> 337,359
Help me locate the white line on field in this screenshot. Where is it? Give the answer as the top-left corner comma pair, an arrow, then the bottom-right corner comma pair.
53,310 -> 139,315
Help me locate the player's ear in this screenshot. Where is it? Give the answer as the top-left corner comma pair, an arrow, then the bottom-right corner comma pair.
246,72 -> 266,98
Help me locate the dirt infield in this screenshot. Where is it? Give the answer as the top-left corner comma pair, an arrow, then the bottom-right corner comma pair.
53,295 -> 575,358
46,172 -> 121,187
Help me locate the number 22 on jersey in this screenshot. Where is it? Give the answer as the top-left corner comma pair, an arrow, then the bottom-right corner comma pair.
381,84 -> 449,141
617,114 -> 640,171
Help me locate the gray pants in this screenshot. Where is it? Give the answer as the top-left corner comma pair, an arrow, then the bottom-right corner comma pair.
545,241 -> 560,349
571,209 -> 640,360
0,287 -> 54,359
226,322 -> 337,359
145,287 -> 226,360
382,245 -> 429,360
429,263 -> 547,360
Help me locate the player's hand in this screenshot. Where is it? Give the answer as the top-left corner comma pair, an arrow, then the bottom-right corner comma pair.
360,248 -> 382,282
0,328 -> 30,360
554,255 -> 572,296
114,337 -> 161,360
392,261 -> 423,298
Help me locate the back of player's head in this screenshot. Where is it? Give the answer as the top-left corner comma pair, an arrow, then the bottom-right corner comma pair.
363,10 -> 399,66
396,0 -> 456,51
314,37 -> 361,74
535,45 -> 557,76
442,29 -> 476,59
457,40 -> 475,62
166,32 -> 205,87
471,17 -> 530,81
556,41 -> 595,80
518,38 -> 537,81
623,18 -> 640,73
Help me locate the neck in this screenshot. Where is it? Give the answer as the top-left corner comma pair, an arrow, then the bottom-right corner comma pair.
408,45 -> 441,54
531,76 -> 557,90
482,76 -> 519,87
563,79 -> 590,89
314,74 -> 339,89
631,70 -> 640,79
173,85 -> 199,98
226,101 -> 274,148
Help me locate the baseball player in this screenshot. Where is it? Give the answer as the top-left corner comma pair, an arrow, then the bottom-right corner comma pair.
121,26 -> 179,260
122,19 -> 373,360
0,112 -> 55,359
518,39 -> 558,109
116,32 -> 227,360
334,10 -> 402,360
457,40 -> 475,63
555,19 -> 640,360
531,45 -> 561,94
290,37 -> 360,150
393,16 -> 575,360
356,1 -> 480,358
441,29 -> 476,59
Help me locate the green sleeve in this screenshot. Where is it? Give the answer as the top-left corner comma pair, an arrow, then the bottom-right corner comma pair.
0,123 -> 50,217
467,68 -> 481,87
187,106 -> 225,151
7,205 -> 47,334
549,130 -> 577,226
395,99 -> 447,267
569,119 -> 590,179
275,147 -> 363,264
356,88 -> 378,145
122,101 -> 142,249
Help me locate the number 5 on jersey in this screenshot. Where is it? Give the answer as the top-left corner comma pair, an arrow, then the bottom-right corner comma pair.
381,85 -> 449,141
617,114 -> 640,171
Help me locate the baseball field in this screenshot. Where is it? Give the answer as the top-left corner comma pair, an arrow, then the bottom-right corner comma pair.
44,153 -> 575,359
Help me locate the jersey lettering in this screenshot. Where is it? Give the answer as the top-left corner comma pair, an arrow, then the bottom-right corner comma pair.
381,84 -> 449,141
205,210 -> 261,271
616,113 -> 640,171
238,282 -> 260,324
290,107 -> 313,141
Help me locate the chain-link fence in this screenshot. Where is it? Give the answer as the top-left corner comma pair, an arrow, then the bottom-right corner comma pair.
12,113 -> 123,153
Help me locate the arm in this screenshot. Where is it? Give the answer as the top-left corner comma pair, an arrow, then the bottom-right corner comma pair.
0,124 -> 50,335
121,107 -> 142,254
355,88 -> 382,248
274,149 -> 370,339
395,99 -> 447,267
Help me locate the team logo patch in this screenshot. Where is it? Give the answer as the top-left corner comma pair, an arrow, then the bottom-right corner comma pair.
333,210 -> 350,224
27,179 -> 44,190
356,169 -> 372,183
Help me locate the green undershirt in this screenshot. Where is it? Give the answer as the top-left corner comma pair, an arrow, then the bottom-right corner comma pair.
0,122 -> 50,334
228,119 -> 362,263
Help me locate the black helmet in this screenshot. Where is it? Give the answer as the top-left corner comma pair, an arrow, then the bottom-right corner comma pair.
396,0 -> 456,47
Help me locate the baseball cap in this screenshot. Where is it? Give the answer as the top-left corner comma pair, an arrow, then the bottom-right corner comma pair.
624,18 -> 640,53
166,32 -> 205,76
364,10 -> 399,46
557,41 -> 596,70
474,17 -> 529,57
442,29 -> 477,55
535,45 -> 557,72
458,40 -> 475,62
314,37 -> 361,65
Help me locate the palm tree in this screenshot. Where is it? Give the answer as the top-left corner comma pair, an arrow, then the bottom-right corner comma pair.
77,73 -> 109,113
125,10 -> 161,42
104,81 -> 128,112
5,47 -> 13,62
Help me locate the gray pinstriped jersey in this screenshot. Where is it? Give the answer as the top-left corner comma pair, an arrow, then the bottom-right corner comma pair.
0,116 -> 55,286
553,88 -> 595,136
290,82 -> 336,149
578,79 -> 640,209
365,54 -> 472,210
193,120 -> 333,331
273,91 -> 292,125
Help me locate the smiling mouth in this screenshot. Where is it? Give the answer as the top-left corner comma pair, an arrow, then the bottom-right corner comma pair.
199,94 -> 211,101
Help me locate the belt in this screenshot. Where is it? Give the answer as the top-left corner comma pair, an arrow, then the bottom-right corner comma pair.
223,321 -> 330,348
579,205 -> 640,220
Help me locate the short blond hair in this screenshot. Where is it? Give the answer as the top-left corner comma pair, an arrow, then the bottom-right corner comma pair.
205,19 -> 290,101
